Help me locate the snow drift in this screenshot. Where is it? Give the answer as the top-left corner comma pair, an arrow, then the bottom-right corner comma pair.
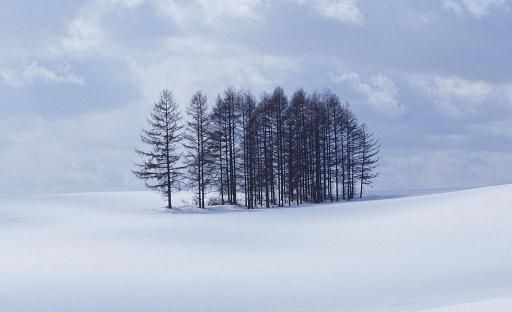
1,185 -> 511,311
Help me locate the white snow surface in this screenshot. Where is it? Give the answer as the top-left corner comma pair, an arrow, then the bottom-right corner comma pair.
1,185 -> 512,311
423,296 -> 512,311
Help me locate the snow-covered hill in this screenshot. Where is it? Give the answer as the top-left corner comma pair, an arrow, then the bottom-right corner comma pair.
1,185 -> 511,311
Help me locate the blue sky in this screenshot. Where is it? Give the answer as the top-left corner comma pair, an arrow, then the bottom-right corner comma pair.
1,0 -> 511,194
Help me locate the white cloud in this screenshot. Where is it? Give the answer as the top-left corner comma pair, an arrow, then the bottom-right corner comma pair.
55,10 -> 104,57
23,62 -> 84,85
128,35 -> 301,107
441,0 -> 506,18
332,72 -> 402,115
51,0 -> 147,57
507,85 -> 512,103
0,62 -> 84,87
469,118 -> 512,138
314,0 -> 364,24
198,0 -> 263,21
291,0 -> 364,24
0,68 -> 22,87
411,74 -> 497,117
154,0 -> 264,29
52,0 -> 264,57
427,75 -> 491,99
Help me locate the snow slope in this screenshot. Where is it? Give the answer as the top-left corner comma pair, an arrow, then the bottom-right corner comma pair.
424,296 -> 512,311
1,185 -> 512,311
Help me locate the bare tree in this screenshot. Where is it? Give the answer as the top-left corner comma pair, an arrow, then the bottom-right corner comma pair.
357,123 -> 380,198
138,87 -> 381,209
208,88 -> 241,206
183,91 -> 211,208
133,89 -> 183,209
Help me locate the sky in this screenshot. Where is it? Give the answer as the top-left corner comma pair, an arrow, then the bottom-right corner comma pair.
0,0 -> 511,195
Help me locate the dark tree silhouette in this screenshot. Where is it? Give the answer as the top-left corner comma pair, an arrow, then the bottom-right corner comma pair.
183,91 -> 211,208
357,123 -> 380,198
134,87 -> 380,209
205,87 -> 380,208
208,88 -> 241,206
133,89 -> 183,209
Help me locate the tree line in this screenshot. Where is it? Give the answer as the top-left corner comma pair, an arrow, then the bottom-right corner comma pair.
134,87 -> 380,209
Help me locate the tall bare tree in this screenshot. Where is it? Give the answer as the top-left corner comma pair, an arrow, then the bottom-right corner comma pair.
133,89 -> 183,209
357,123 -> 380,198
183,91 -> 211,208
209,88 -> 241,206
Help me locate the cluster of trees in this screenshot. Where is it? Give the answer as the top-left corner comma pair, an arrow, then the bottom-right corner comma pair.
134,87 -> 379,209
